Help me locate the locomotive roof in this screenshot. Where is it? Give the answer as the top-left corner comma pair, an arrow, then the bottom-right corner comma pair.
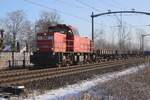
48,24 -> 79,36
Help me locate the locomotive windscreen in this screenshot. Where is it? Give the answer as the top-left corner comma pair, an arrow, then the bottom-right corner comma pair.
37,35 -> 53,40
48,28 -> 66,34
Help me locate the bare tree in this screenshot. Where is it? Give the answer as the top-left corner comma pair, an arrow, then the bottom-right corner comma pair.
136,28 -> 146,50
115,14 -> 131,50
94,29 -> 106,49
36,11 -> 61,32
109,27 -> 118,49
0,10 -> 33,50
21,21 -> 35,52
95,27 -> 119,49
94,28 -> 115,49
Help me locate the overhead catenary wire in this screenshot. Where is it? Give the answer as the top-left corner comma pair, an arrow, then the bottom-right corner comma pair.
23,0 -> 103,26
75,0 -> 101,12
94,0 -> 128,11
23,0 -> 90,23
109,0 -> 129,9
98,0 -> 120,9
55,0 -> 86,10
110,0 -> 121,5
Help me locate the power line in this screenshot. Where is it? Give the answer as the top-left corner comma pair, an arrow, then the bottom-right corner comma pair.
55,0 -> 85,10
23,0 -> 90,23
109,0 -> 129,9
89,0 -> 111,10
110,0 -> 120,5
75,0 -> 101,12
97,0 -> 121,9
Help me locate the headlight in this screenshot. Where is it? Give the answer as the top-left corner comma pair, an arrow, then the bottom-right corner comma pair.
30,52 -> 33,56
37,48 -> 39,51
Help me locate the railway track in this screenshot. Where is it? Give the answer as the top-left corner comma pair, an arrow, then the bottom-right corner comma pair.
0,57 -> 146,86
0,58 -> 139,76
0,60 -> 124,78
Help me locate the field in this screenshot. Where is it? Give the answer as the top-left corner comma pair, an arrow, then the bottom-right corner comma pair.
79,64 -> 150,100
22,63 -> 150,100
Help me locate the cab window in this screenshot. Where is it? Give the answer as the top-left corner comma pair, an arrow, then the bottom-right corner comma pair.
37,35 -> 53,40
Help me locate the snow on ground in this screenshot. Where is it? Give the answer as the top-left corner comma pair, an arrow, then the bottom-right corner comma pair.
0,98 -> 6,100
24,64 -> 147,100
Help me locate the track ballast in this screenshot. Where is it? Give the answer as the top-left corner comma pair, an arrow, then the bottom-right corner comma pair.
0,57 -> 147,86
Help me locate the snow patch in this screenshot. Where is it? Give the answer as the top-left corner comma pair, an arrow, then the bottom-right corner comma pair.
25,64 -> 147,100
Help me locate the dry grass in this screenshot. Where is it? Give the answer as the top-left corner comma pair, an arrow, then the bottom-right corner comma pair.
23,64 -> 150,100
75,64 -> 150,100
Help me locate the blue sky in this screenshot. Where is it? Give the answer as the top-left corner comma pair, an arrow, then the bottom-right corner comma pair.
1,0 -> 150,40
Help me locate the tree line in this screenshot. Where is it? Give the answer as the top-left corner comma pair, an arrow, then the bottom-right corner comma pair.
0,10 -> 147,52
0,10 -> 61,52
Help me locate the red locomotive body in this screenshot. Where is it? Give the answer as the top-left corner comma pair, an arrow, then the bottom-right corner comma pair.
31,24 -> 93,66
66,35 -> 91,52
37,32 -> 66,52
72,35 -> 91,53
36,32 -> 53,52
36,26 -> 91,53
54,32 -> 66,52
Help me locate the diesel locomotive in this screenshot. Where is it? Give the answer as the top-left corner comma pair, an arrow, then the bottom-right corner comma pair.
30,24 -> 143,67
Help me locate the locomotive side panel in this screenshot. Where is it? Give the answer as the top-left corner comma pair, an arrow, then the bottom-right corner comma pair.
54,32 -> 66,52
37,32 -> 66,52
66,35 -> 91,53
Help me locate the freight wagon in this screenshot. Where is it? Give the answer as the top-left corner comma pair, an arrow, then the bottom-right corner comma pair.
144,51 -> 150,56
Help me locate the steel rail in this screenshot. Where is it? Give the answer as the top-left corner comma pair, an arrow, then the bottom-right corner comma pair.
0,60 -> 119,82
0,58 -> 145,86
0,60 -> 126,78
